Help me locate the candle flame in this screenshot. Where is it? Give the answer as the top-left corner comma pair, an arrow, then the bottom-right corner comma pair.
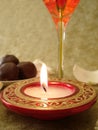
40,63 -> 48,92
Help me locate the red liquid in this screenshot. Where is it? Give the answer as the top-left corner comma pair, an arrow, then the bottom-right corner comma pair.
43,0 -> 80,27
56,0 -> 67,10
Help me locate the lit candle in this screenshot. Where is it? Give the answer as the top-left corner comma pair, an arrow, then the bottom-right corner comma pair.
24,64 -> 75,99
40,63 -> 48,92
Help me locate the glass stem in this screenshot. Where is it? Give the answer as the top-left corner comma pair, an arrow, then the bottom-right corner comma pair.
58,9 -> 65,79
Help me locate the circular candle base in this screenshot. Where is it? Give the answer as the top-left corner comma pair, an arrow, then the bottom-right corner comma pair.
0,78 -> 97,120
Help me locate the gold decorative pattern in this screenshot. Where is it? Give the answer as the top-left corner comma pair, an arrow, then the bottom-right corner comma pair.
2,77 -> 97,110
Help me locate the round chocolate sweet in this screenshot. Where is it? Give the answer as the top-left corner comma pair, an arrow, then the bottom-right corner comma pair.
0,54 -> 19,65
17,62 -> 37,79
0,62 -> 19,81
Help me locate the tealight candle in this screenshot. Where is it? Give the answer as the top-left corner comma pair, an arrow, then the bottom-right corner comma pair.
24,82 -> 75,99
23,63 -> 76,99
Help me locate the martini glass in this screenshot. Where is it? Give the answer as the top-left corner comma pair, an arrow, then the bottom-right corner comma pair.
43,0 -> 80,78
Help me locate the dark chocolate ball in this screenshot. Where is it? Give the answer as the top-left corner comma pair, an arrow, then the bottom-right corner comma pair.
17,62 -> 37,79
0,54 -> 19,65
0,62 -> 19,81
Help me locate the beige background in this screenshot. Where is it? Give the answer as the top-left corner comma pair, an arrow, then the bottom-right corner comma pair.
0,0 -> 98,79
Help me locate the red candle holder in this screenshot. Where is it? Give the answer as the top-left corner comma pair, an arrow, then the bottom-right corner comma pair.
0,78 -> 97,120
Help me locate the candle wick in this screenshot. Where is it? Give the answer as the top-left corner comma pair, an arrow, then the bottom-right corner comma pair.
42,83 -> 47,93
43,86 -> 47,92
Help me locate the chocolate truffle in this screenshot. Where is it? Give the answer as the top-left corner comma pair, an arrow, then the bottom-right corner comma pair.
0,54 -> 19,65
0,62 -> 19,81
17,62 -> 37,79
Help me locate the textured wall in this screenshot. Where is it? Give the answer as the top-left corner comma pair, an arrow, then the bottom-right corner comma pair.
0,0 -> 98,79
